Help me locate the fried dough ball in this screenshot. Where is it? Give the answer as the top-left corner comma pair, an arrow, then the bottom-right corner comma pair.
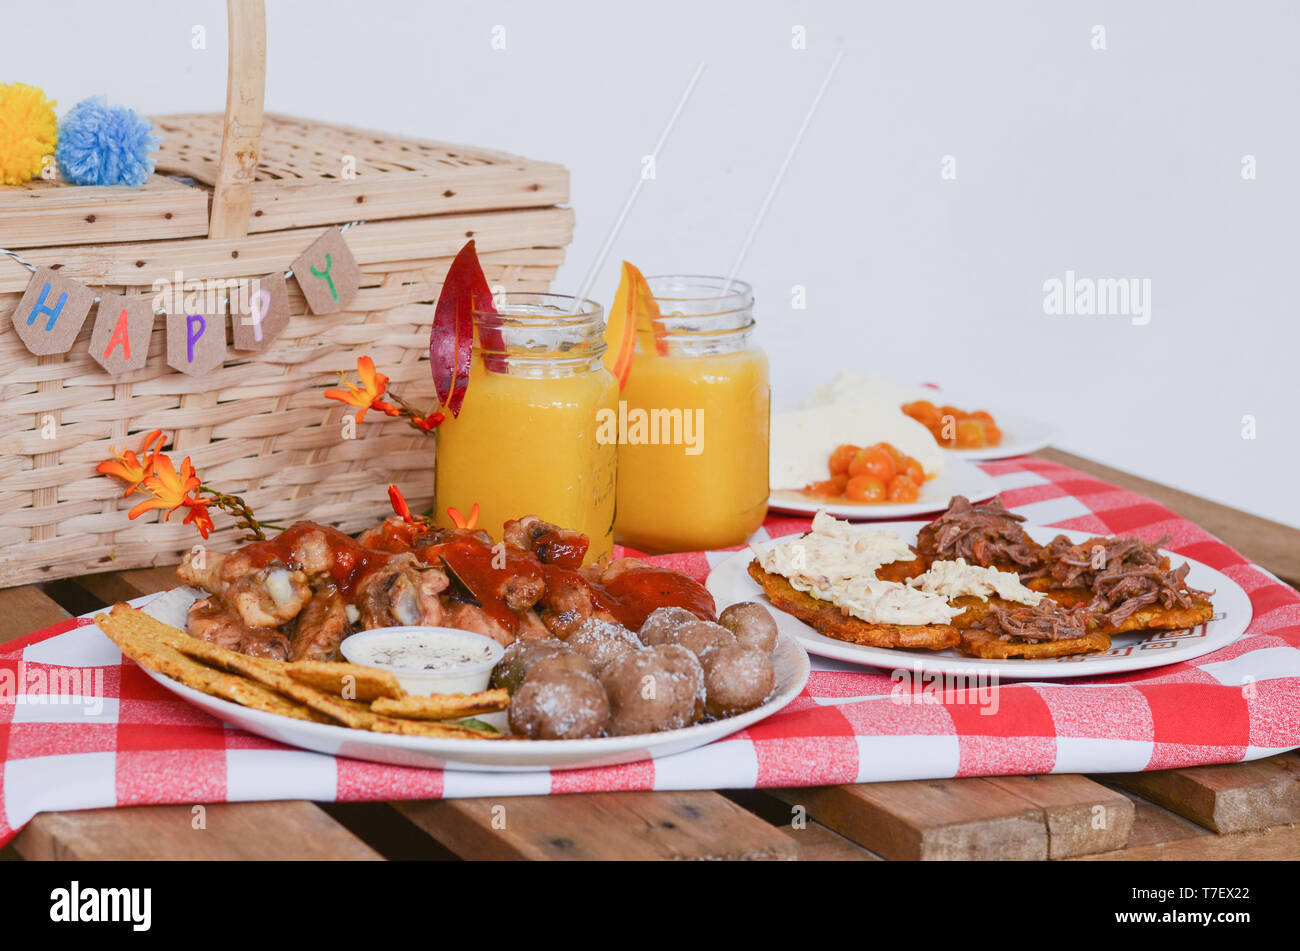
508,668 -> 609,740
637,606 -> 698,646
660,618 -> 734,660
565,618 -> 642,672
491,638 -> 569,694
701,644 -> 775,718
599,645 -> 704,736
526,651 -> 595,683
718,601 -> 779,654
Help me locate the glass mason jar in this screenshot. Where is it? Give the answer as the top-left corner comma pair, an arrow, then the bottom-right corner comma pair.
434,293 -> 617,562
614,276 -> 770,552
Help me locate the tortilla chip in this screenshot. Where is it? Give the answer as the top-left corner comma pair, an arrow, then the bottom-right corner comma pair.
371,689 -> 509,721
96,610 -> 332,723
748,560 -> 960,650
100,604 -> 491,738
958,627 -> 1111,659
285,659 -> 404,702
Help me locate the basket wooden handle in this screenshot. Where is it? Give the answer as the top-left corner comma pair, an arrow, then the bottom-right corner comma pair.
209,0 -> 266,239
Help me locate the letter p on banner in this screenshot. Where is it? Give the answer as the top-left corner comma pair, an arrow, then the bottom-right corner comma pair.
166,302 -> 229,377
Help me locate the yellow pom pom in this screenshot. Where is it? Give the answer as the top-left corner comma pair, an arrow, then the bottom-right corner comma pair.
0,82 -> 58,185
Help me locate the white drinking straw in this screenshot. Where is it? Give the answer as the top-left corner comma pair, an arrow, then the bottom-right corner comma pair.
573,62 -> 707,306
724,51 -> 844,290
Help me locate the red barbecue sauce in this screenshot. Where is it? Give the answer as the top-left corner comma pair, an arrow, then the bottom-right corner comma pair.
244,521 -> 715,635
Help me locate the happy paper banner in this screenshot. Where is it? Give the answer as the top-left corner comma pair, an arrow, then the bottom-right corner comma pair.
4,226 -> 362,372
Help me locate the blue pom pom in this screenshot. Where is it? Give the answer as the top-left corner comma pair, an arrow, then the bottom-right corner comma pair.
56,97 -> 161,187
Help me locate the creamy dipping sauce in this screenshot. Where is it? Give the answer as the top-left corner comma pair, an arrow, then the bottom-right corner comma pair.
339,626 -> 506,697
349,634 -> 496,671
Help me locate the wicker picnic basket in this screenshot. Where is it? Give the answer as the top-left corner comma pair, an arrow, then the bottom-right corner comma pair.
0,1 -> 573,587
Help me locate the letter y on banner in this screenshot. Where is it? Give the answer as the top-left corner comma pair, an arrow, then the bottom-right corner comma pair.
292,227 -> 360,314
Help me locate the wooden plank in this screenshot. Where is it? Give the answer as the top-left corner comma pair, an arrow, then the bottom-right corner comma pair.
985,774 -> 1134,858
1038,448 -> 1300,587
1072,820 -> 1300,861
0,206 -> 575,292
0,176 -> 210,248
13,802 -> 382,860
769,779 -> 1049,860
394,791 -> 800,861
207,0 -> 266,239
0,584 -> 70,643
790,822 -> 881,860
152,112 -> 570,233
1099,753 -> 1300,834
1112,789 -> 1214,849
66,565 -> 183,607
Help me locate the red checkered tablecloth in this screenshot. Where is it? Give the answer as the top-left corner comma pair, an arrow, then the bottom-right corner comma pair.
1,456 -> 1297,846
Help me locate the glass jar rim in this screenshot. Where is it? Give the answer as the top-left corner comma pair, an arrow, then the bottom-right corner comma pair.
645,275 -> 753,310
475,292 -> 603,327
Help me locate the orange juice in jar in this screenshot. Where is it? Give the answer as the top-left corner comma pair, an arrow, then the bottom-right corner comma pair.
434,294 -> 617,562
614,277 -> 769,552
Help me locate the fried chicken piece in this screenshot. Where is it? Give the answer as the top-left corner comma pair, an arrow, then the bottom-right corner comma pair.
289,586 -> 350,662
178,549 -> 312,629
355,553 -> 448,629
441,602 -> 514,645
537,573 -> 621,637
186,596 -> 290,661
502,515 -> 589,568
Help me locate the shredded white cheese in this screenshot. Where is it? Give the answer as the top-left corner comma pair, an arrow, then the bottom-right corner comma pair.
907,558 -> 1043,606
756,511 -> 960,625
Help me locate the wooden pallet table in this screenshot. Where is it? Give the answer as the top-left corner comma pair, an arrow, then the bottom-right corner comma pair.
1,449 -> 1297,861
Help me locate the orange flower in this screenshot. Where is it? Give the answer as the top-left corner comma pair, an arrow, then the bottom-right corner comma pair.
96,429 -> 166,497
183,498 -> 216,539
409,411 -> 445,432
446,502 -> 479,530
388,484 -> 418,524
128,454 -> 202,521
324,355 -> 394,422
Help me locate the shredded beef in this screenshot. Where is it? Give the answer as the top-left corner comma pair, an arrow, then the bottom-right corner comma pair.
1087,562 -> 1213,627
916,496 -> 1039,568
974,600 -> 1090,642
1022,533 -> 1170,589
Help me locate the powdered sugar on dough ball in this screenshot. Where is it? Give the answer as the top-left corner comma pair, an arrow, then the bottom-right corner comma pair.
566,617 -> 642,671
660,619 -> 735,660
600,644 -> 705,735
701,644 -> 775,718
638,606 -> 699,646
718,602 -> 778,654
492,639 -> 570,694
508,668 -> 609,739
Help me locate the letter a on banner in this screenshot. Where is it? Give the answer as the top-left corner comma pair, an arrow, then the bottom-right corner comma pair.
12,267 -> 96,355
291,227 -> 360,314
89,293 -> 155,375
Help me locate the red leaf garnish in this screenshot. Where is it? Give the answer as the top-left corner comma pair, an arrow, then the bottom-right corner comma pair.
431,240 -> 498,418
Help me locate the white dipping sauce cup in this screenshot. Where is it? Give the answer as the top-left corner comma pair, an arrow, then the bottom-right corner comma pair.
339,626 -> 505,696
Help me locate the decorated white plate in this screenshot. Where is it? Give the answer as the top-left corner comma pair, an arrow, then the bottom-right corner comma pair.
767,457 -> 998,520
705,522 -> 1251,680
939,410 -> 1056,461
91,588 -> 811,772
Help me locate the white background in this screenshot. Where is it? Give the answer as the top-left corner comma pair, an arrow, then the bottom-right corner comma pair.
6,0 -> 1298,526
